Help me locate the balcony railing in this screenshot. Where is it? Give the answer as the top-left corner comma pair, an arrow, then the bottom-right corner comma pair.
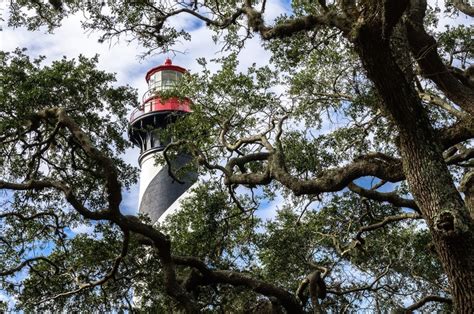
142,88 -> 156,104
129,92 -> 192,124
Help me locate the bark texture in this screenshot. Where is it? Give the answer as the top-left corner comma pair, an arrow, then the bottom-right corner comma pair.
354,23 -> 474,312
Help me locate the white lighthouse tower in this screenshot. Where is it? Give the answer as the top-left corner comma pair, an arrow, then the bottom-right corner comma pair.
129,59 -> 197,224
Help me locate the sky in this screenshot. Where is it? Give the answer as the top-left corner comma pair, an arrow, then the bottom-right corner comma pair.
0,1 -> 292,221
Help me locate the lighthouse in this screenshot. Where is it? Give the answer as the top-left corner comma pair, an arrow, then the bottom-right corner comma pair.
129,59 -> 197,224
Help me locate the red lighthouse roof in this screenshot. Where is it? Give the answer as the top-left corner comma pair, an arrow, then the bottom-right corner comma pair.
145,58 -> 187,83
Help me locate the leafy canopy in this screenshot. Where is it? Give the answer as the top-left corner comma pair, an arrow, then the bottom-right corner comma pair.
1,0 -> 473,313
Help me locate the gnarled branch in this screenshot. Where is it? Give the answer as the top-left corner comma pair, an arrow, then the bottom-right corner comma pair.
402,294 -> 452,312
35,230 -> 130,305
406,0 -> 474,116
355,213 -> 422,243
0,257 -> 59,277
173,255 -> 303,313
449,0 -> 474,17
348,182 -> 420,212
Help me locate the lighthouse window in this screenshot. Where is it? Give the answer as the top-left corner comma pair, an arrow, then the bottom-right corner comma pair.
150,129 -> 162,149
148,73 -> 161,92
161,70 -> 178,90
148,71 -> 183,93
152,129 -> 169,148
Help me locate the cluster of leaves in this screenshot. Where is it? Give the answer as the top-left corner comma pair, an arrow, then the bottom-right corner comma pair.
0,48 -> 137,186
142,183 -> 446,312
0,50 -> 140,311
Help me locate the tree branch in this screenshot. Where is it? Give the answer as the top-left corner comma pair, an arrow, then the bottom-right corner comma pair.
355,213 -> 422,242
165,7 -> 244,29
35,230 -> 130,305
402,294 -> 452,312
406,0 -> 474,116
173,255 -> 303,313
437,117 -> 474,149
0,211 -> 61,225
269,155 -> 404,196
348,182 -> 420,212
1,108 -> 199,312
0,257 -> 59,277
445,147 -> 474,165
240,0 -> 350,40
327,264 -> 391,296
0,179 -> 109,220
418,92 -> 467,119
449,0 -> 474,17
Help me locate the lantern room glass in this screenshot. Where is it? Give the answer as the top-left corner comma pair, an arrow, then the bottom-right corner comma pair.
148,70 -> 183,92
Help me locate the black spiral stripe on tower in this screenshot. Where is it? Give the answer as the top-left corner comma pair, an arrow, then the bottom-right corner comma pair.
139,154 -> 197,223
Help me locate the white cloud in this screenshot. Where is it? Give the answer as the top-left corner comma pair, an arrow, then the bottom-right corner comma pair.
0,290 -> 16,311
70,223 -> 95,234
258,193 -> 284,221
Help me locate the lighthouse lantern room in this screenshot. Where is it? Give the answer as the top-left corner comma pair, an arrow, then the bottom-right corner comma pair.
129,59 -> 196,223
129,58 -> 191,162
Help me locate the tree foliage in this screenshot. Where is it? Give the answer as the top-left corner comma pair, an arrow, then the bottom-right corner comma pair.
1,0 -> 473,312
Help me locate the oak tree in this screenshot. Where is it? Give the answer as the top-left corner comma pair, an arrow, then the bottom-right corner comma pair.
2,0 -> 473,312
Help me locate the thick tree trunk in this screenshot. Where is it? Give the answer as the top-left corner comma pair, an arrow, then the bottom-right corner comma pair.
355,25 -> 474,312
